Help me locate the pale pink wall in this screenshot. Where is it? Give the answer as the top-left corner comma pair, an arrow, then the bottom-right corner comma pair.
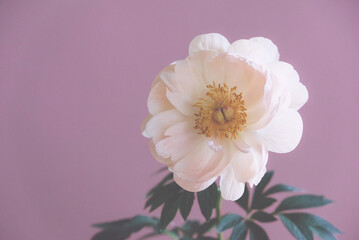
1,1 -> 358,239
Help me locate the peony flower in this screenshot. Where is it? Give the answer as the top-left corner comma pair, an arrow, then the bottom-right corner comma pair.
142,33 -> 308,201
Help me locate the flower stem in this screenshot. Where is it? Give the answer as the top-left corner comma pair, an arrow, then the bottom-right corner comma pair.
216,190 -> 223,240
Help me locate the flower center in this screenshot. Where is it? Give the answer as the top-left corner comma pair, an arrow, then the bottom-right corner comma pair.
194,82 -> 247,139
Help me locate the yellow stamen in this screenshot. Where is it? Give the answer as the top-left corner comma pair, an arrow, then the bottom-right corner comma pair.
194,82 -> 247,139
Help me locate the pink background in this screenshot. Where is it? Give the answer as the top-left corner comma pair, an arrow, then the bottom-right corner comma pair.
1,1 -> 358,239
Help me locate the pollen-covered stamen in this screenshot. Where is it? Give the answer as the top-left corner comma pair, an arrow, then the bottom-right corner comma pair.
194,82 -> 247,139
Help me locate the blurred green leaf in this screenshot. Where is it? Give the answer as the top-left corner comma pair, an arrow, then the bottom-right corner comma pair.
264,184 -> 301,195
217,214 -> 243,232
279,214 -> 313,240
179,191 -> 195,221
230,221 -> 247,240
275,195 -> 332,213
309,226 -> 336,240
235,184 -> 249,212
251,211 -> 276,223
197,218 -> 217,236
159,197 -> 180,230
146,173 -> 173,197
251,197 -> 276,210
197,183 -> 218,221
181,220 -> 200,237
247,221 -> 269,240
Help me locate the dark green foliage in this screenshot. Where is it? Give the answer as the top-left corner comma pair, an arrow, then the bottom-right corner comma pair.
264,184 -> 301,195
235,184 -> 249,212
275,195 -> 332,213
197,183 -> 218,221
247,221 -> 269,240
230,221 -> 247,240
251,211 -> 276,223
91,170 -> 341,240
217,214 -> 243,232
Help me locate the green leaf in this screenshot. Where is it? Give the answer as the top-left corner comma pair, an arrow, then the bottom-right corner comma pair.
197,237 -> 218,240
279,214 -> 313,240
235,184 -> 249,212
275,195 -> 332,213
92,218 -> 131,229
145,182 -> 181,211
255,171 -> 274,194
197,218 -> 217,236
309,226 -> 336,240
251,211 -> 277,223
179,191 -> 195,221
91,215 -> 158,240
282,213 -> 341,234
247,221 -> 269,240
91,229 -> 119,240
230,221 -> 247,240
197,183 -> 218,221
217,214 -> 243,232
181,220 -> 200,237
251,171 -> 274,210
264,184 -> 301,195
146,173 -> 173,197
251,197 -> 276,210
159,198 -> 179,230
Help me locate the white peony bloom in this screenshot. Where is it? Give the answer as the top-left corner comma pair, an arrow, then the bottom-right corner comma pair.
142,33 -> 308,201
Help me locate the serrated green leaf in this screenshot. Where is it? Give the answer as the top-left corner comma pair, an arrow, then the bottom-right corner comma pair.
247,221 -> 269,240
159,198 -> 179,230
309,226 -> 336,240
264,184 -> 301,195
230,221 -> 247,240
282,213 -> 341,234
217,214 -> 243,232
251,211 -> 276,223
279,214 -> 313,240
179,191 -> 195,221
252,197 -> 276,210
197,218 -> 217,236
197,183 -> 218,221
275,195 -> 332,213
235,184 -> 249,212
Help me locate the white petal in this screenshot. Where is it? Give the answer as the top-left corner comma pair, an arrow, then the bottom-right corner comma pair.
149,139 -> 171,165
228,37 -> 279,64
144,110 -> 186,138
148,65 -> 175,115
141,114 -> 152,137
155,122 -> 202,161
231,147 -> 259,182
220,166 -> 245,201
267,61 -> 308,110
189,33 -> 230,55
174,174 -> 217,192
290,81 -> 308,110
257,109 -> 303,153
173,142 -> 230,182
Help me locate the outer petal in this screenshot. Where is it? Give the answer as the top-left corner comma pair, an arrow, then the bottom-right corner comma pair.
141,114 -> 152,137
220,166 -> 245,201
155,122 -> 202,162
267,61 -> 308,110
148,65 -> 175,115
144,109 -> 186,139
189,33 -> 230,55
290,81 -> 308,110
256,109 -> 303,153
228,37 -> 279,64
174,174 -> 217,192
